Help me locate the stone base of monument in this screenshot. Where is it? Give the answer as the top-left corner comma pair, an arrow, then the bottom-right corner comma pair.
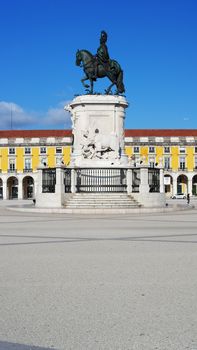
65,94 -> 129,167
35,95 -> 165,210
35,164 -> 165,210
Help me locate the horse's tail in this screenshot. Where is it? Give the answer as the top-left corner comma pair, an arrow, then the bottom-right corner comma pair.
116,70 -> 125,94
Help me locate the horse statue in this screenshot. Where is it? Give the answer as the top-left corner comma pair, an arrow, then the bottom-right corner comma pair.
76,49 -> 125,95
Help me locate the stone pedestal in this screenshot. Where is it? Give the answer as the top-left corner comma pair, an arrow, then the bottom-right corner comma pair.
35,166 -> 65,208
159,167 -> 164,193
65,94 -> 128,167
139,167 -> 150,193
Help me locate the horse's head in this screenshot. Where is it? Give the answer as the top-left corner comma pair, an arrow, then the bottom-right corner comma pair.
76,49 -> 82,66
76,49 -> 93,68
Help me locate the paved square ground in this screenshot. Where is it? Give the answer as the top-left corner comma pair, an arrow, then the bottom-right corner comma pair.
0,206 -> 197,350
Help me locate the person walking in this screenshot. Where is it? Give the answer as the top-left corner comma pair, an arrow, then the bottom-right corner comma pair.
187,193 -> 190,205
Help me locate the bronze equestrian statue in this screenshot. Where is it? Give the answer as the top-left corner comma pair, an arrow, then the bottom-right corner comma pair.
76,31 -> 125,95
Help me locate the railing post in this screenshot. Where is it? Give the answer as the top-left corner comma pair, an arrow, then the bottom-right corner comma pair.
159,167 -> 164,193
127,168 -> 132,194
139,166 -> 149,194
2,179 -> 7,199
55,166 -> 64,195
71,168 -> 76,193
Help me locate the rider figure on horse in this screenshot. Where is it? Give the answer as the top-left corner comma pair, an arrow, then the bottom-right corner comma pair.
94,31 -> 113,80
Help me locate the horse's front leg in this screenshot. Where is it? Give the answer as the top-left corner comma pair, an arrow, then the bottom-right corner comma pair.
81,75 -> 90,89
89,78 -> 94,94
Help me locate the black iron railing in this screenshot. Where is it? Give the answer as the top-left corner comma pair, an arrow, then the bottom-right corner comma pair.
42,168 -> 56,193
64,168 -> 72,193
148,168 -> 160,193
76,168 -> 127,193
132,168 -> 140,192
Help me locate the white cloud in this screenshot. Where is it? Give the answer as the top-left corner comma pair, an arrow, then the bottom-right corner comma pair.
42,101 -> 71,128
0,101 -> 71,129
0,101 -> 35,129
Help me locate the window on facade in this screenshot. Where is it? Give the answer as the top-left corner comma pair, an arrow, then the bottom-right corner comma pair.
56,157 -> 63,166
149,157 -> 155,168
25,147 -> 31,154
9,148 -> 15,155
133,146 -> 139,153
195,157 -> 197,169
9,159 -> 15,171
164,146 -> 170,153
179,147 -> 185,153
25,158 -> 31,170
149,146 -> 155,153
41,157 -> 47,166
134,156 -> 140,165
40,147 -> 46,154
195,147 -> 197,153
56,147 -> 62,154
179,156 -> 186,169
164,157 -> 170,170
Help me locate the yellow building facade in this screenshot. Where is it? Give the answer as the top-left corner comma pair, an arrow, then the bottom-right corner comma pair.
0,129 -> 197,199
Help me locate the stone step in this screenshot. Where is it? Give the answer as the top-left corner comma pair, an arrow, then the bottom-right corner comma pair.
67,194 -> 133,200
70,198 -> 138,203
64,193 -> 141,209
65,200 -> 138,204
65,204 -> 139,209
66,201 -> 138,204
69,194 -> 134,198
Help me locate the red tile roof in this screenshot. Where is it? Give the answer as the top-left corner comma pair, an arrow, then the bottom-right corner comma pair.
0,129 -> 197,138
125,129 -> 197,137
0,130 -> 72,138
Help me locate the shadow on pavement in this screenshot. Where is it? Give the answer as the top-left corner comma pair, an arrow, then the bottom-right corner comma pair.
0,341 -> 58,350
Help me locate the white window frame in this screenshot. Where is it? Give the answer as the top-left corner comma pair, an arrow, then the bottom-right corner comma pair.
149,156 -> 155,167
133,146 -> 140,154
164,146 -> 170,153
9,147 -> 15,155
134,155 -> 140,166
179,156 -> 186,169
149,146 -> 155,153
40,147 -> 46,154
41,157 -> 47,166
179,147 -> 185,154
24,158 -> 32,170
194,156 -> 197,169
25,147 -> 31,155
9,158 -> 15,171
56,147 -> 62,154
164,156 -> 170,170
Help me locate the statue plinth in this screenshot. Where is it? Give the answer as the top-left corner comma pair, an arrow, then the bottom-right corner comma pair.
65,94 -> 129,167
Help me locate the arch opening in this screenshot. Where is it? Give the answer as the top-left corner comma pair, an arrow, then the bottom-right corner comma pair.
7,177 -> 18,199
22,176 -> 34,199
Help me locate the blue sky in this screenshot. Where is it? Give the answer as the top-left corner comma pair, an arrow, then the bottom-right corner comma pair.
0,0 -> 196,130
